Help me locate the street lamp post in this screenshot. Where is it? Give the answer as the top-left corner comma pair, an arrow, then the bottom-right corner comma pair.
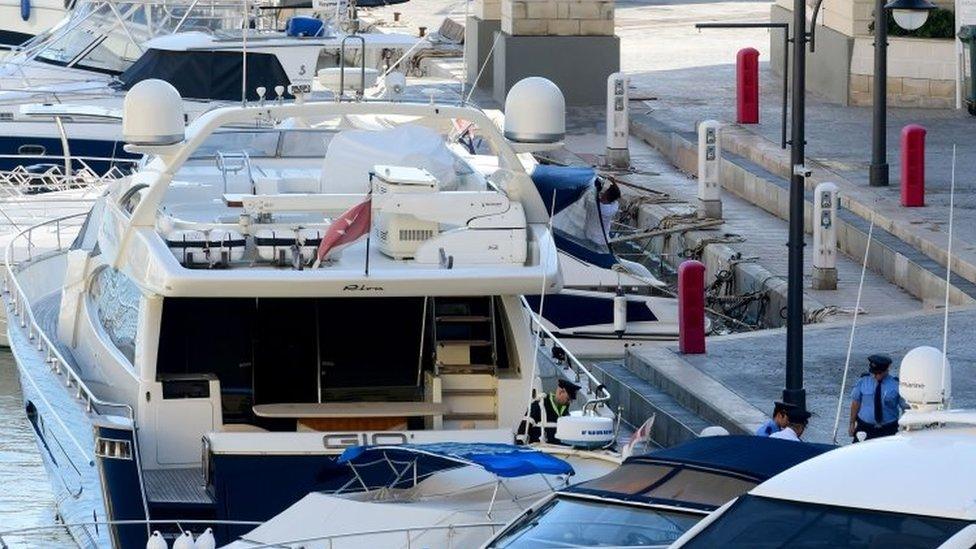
869,0 -> 936,187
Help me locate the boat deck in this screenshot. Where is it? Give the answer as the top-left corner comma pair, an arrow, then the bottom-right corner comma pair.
33,290 -> 80,371
144,468 -> 213,506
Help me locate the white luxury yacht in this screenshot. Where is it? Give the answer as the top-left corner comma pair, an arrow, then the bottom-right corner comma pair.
0,0 -> 69,51
0,0 -> 430,175
3,77 -> 621,548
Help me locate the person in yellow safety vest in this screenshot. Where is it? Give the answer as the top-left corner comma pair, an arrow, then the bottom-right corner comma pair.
515,379 -> 582,445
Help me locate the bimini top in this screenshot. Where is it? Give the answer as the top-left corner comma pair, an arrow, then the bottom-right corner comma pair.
337,442 -> 575,490
752,426 -> 976,520
565,436 -> 834,511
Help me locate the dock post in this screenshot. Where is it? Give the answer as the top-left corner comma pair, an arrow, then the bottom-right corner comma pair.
697,120 -> 722,219
605,72 -> 630,168
812,182 -> 838,290
900,124 -> 926,207
678,260 -> 706,354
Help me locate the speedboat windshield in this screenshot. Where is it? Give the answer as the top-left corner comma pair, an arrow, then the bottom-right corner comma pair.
681,494 -> 971,548
487,496 -> 701,548
25,0 -> 260,76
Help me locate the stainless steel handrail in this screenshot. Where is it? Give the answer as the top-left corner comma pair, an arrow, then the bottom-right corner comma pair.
2,213 -> 136,458
238,521 -> 506,549
519,295 -> 612,410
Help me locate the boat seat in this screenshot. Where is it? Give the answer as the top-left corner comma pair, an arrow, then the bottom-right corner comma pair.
165,228 -> 246,267
253,167 -> 321,195
254,228 -> 324,266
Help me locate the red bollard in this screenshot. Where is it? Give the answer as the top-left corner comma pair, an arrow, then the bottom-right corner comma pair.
678,260 -> 706,354
901,124 -> 926,207
736,48 -> 760,124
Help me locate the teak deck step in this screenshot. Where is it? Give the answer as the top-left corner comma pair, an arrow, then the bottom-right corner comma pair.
435,315 -> 492,322
444,412 -> 497,421
436,340 -> 492,347
442,388 -> 497,397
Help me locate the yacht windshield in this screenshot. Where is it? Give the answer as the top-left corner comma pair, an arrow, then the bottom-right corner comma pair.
682,494 -> 970,548
487,496 -> 701,548
31,0 -> 255,75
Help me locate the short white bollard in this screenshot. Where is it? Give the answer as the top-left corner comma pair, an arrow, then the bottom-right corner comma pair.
605,72 -> 630,168
812,182 -> 839,290
697,120 -> 722,219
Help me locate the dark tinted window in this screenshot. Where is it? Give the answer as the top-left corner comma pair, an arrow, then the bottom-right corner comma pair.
574,462 -> 757,508
488,496 -> 701,548
684,495 -> 969,549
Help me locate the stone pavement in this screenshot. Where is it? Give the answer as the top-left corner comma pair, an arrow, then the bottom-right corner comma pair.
619,2 -> 976,290
668,305 -> 976,444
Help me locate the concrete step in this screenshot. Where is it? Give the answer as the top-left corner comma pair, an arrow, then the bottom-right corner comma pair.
588,361 -> 711,447
622,348 -> 768,436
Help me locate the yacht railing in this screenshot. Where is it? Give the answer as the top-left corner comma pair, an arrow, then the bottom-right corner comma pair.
0,163 -> 127,198
237,521 -> 507,549
2,212 -> 136,463
519,296 -> 611,411
0,519 -> 504,548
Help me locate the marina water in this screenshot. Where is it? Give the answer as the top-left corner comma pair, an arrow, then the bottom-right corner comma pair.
0,351 -> 72,546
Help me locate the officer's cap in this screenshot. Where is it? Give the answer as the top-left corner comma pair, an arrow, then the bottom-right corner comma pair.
773,401 -> 798,415
868,354 -> 893,372
787,408 -> 811,425
558,379 -> 582,400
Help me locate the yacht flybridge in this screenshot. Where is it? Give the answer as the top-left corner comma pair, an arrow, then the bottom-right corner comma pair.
4,77 -> 621,547
0,0 -> 429,174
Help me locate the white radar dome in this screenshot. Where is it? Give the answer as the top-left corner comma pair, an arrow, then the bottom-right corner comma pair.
123,79 -> 185,146
700,426 -> 730,437
504,77 -> 565,144
899,345 -> 951,411
555,415 -> 614,449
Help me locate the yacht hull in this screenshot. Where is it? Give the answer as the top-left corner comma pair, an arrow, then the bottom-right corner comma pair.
8,310 -> 114,548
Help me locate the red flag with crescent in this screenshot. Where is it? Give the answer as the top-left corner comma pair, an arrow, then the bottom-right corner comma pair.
314,198 -> 371,265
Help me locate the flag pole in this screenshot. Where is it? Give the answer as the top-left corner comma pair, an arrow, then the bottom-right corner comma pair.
365,173 -> 373,276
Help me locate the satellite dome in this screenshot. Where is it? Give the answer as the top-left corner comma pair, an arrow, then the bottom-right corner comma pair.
555,414 -> 614,449
123,79 -> 185,146
899,345 -> 951,411
504,77 -> 565,144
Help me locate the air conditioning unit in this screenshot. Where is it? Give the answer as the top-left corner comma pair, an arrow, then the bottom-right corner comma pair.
372,165 -> 439,259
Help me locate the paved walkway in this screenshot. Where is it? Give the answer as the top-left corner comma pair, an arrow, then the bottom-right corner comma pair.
676,306 -> 976,444
617,0 -> 976,284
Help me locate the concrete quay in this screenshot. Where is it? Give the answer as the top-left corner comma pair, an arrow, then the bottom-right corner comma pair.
624,306 -> 976,445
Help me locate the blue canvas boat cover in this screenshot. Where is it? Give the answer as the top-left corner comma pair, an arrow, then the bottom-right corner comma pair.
629,435 -> 835,480
530,164 -> 595,215
338,442 -> 575,486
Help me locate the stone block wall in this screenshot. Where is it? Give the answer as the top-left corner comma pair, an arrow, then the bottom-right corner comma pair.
501,0 -> 614,36
474,0 -> 502,21
849,37 -> 956,107
776,0 -> 954,38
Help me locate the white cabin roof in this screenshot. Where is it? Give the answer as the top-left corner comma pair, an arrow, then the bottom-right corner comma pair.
752,427 -> 976,520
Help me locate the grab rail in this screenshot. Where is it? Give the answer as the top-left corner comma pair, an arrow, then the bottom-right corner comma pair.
518,296 -> 611,411
239,521 -> 506,549
2,212 -> 136,465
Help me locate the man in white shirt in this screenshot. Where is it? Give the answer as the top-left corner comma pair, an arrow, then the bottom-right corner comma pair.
584,181 -> 621,246
769,408 -> 811,442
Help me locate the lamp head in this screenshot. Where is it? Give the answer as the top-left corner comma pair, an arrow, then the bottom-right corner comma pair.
884,0 -> 937,31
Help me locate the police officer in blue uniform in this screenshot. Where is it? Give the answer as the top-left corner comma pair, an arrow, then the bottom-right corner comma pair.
848,354 -> 908,441
755,401 -> 796,437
